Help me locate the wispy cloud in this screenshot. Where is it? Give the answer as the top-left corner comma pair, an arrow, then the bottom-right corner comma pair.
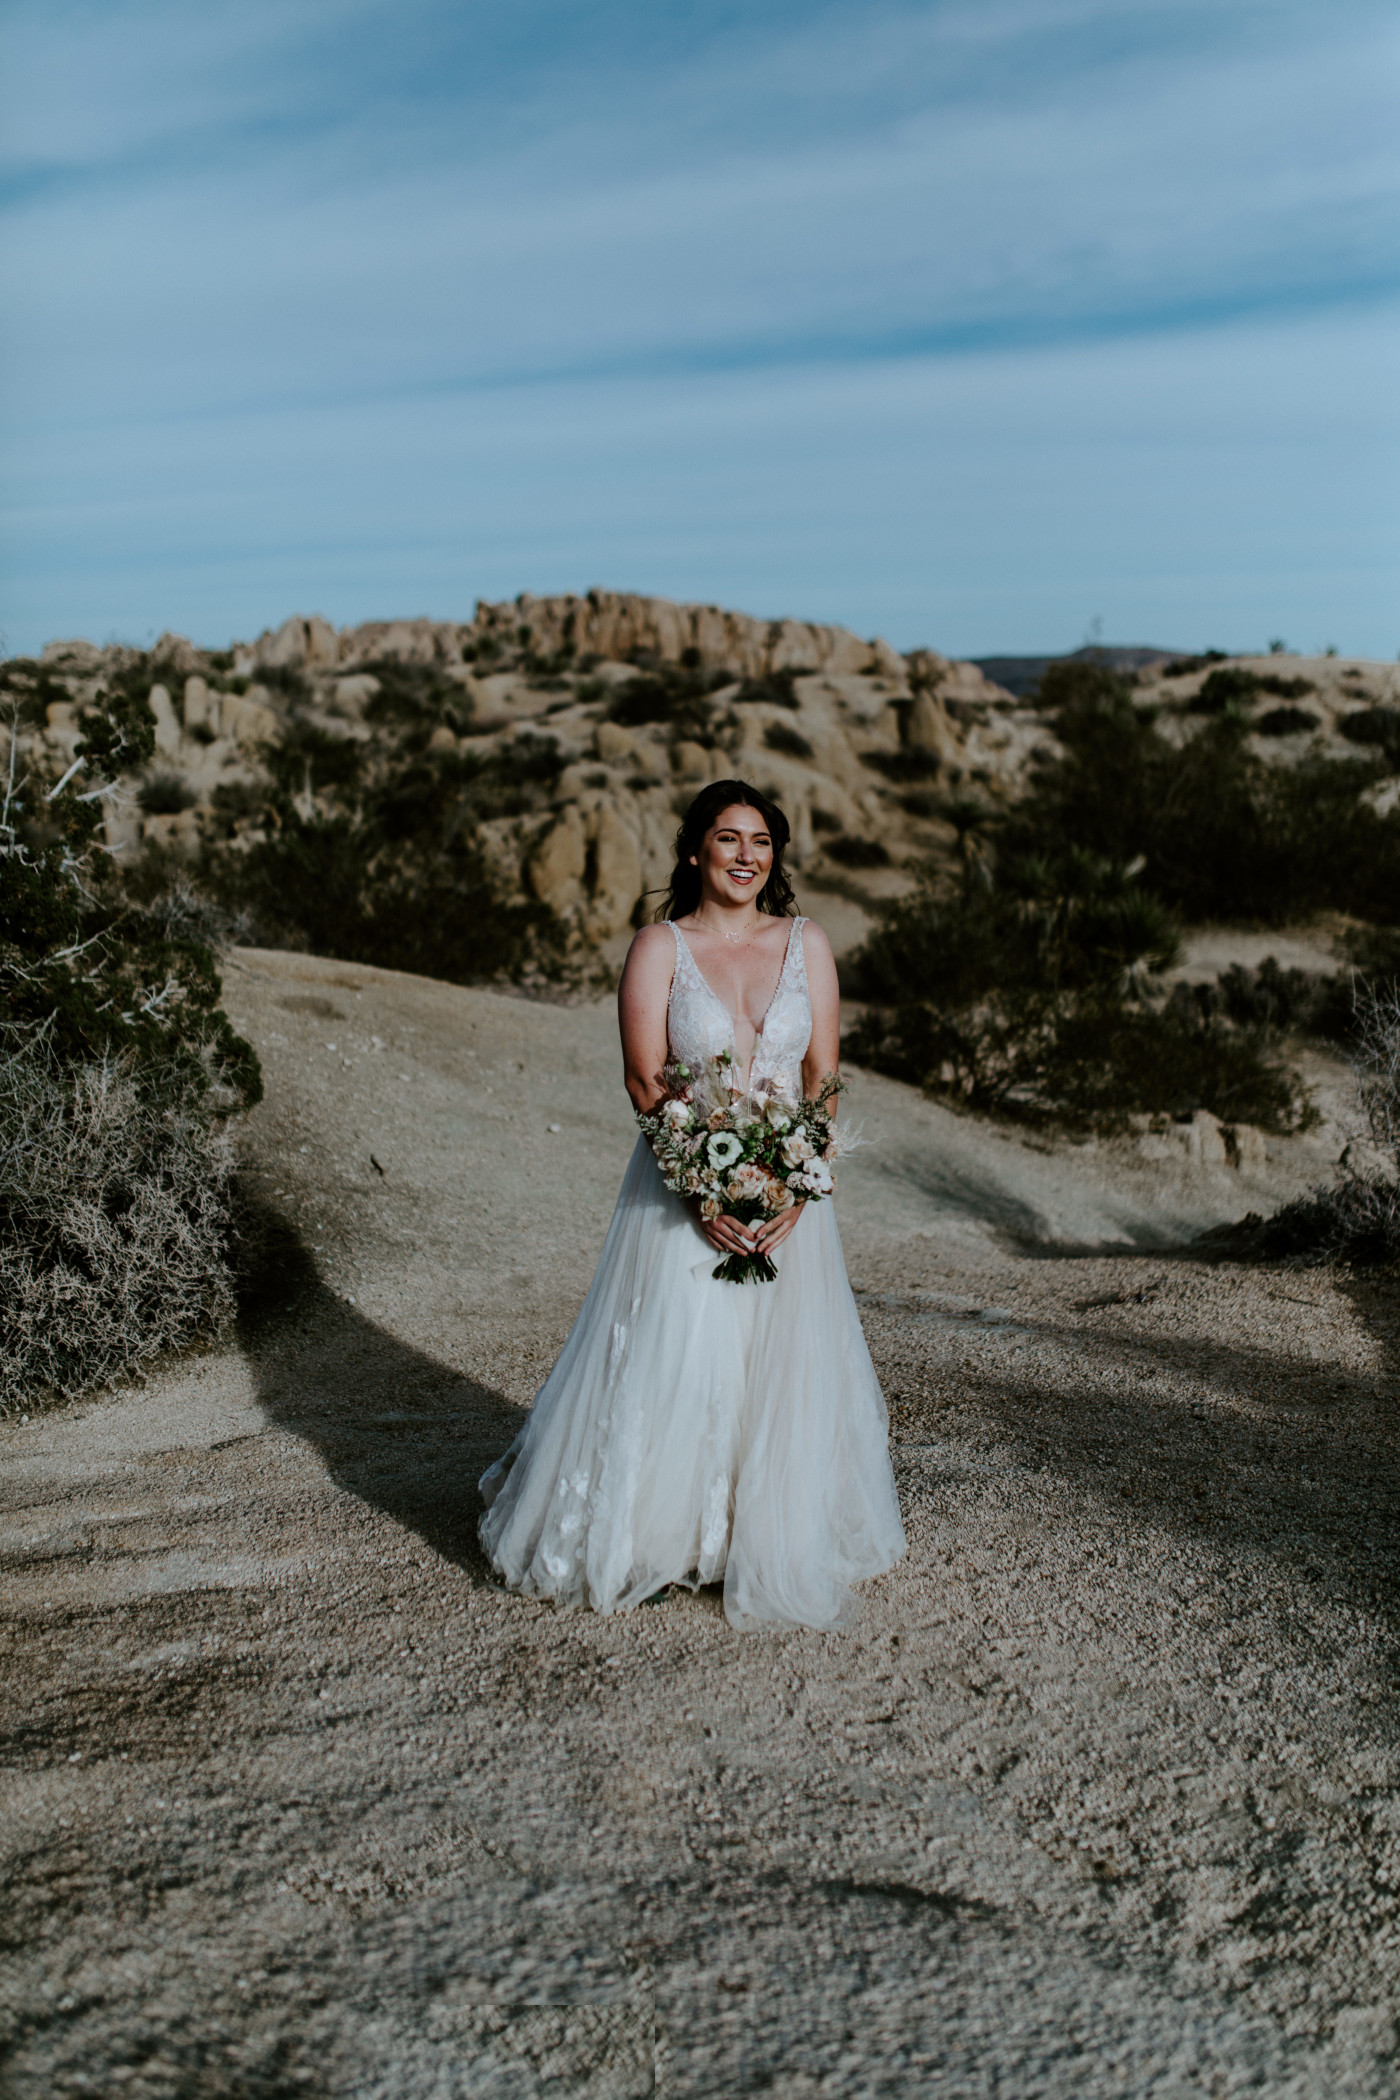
1,0 -> 1396,652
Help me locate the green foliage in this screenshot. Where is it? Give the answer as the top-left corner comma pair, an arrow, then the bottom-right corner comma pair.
826,835 -> 890,867
735,670 -> 803,710
764,721 -> 814,760
139,771 -> 198,816
359,658 -> 466,730
197,727 -> 569,986
1162,651 -> 1228,676
860,748 -> 941,783
1,692 -> 261,1115
846,863 -> 1300,1129
1193,667 -> 1317,713
1007,673 -> 1400,926
1256,706 -> 1319,737
609,664 -> 718,743
1339,707 -> 1400,765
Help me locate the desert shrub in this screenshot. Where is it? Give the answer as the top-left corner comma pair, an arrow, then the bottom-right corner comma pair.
609,665 -> 717,743
860,748 -> 941,783
139,771 -> 197,815
1,687 -> 261,1405
733,669 -> 802,709
1256,706 -> 1319,737
199,731 -> 568,985
1162,651 -> 1228,676
825,835 -> 890,867
1198,958 -> 1355,1043
844,857 -> 1306,1130
764,721 -> 814,760
1227,980 -> 1400,1266
1190,666 -> 1260,712
358,658 -> 463,728
0,1040 -> 237,1400
1006,677 -> 1400,926
1339,707 -> 1400,764
1257,674 -> 1316,699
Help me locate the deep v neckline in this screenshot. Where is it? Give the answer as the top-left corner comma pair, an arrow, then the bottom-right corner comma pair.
674,918 -> 800,1079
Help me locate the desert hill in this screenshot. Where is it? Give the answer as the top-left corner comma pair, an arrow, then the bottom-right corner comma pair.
13,592 -> 1398,961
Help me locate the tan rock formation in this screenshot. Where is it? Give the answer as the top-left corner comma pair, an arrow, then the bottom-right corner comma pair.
147,683 -> 182,758
530,806 -> 588,910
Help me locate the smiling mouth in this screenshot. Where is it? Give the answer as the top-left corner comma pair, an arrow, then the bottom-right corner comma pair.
728,868 -> 757,883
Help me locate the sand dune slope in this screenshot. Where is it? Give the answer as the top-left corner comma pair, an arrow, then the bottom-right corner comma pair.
3,948 -> 1399,2097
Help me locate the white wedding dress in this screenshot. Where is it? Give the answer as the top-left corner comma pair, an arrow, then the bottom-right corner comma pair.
477,917 -> 907,1629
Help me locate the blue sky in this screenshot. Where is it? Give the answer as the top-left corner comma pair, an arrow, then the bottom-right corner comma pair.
1,0 -> 1397,658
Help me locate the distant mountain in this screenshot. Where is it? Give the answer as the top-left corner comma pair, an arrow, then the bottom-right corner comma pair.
971,645 -> 1185,699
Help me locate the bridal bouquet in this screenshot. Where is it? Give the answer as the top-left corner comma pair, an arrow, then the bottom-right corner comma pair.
637,1052 -> 851,1284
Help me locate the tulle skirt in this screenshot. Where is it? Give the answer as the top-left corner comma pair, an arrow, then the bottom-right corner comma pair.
478,1138 -> 906,1629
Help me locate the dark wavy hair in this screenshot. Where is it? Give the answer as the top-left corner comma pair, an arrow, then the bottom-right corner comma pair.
654,778 -> 796,922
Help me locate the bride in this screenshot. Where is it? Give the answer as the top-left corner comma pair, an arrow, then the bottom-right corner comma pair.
478,778 -> 906,1629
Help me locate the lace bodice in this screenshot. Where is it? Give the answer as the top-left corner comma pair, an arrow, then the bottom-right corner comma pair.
667,917 -> 811,1098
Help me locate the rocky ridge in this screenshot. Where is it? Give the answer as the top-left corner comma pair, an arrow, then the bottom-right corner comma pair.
10,594 -> 1400,953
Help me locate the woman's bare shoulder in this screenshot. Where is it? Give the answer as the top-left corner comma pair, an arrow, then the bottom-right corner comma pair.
621,921 -> 677,982
797,917 -> 835,962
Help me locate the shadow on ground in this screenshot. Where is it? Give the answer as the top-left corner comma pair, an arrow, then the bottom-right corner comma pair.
234,1190 -> 523,1581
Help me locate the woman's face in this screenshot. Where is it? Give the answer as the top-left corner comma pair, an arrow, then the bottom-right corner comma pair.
691,803 -> 774,908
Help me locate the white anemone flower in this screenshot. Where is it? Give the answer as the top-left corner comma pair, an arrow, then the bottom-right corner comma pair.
706,1130 -> 744,1170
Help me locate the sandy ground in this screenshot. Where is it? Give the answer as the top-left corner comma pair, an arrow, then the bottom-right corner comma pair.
2,946 -> 1398,2099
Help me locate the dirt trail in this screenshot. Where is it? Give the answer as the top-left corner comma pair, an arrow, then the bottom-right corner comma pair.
3,948 -> 1398,2098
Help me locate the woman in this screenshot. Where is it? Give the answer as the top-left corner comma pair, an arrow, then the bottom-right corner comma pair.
478,779 -> 906,1629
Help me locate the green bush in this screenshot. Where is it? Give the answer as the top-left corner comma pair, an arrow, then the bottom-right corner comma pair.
844,838 -> 1307,1131
139,771 -> 197,815
825,835 -> 890,867
1256,707 -> 1318,737
609,664 -> 718,743
197,728 -> 569,986
1008,666 -> 1400,926
764,721 -> 814,760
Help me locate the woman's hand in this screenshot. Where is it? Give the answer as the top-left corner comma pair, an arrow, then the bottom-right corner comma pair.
753,1199 -> 806,1256
697,1207 -> 760,1258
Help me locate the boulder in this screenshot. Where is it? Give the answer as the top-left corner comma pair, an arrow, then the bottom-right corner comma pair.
589,800 -> 644,936
330,675 -> 380,719
1228,1123 -> 1269,1174
671,741 -> 711,781
147,683 -> 182,757
594,721 -> 635,764
1188,1109 -> 1229,1167
220,689 -> 280,747
426,725 -> 458,752
530,806 -> 587,910
905,691 -> 961,763
183,676 -> 217,735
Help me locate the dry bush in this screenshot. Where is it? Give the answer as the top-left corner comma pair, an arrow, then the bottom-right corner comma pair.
1230,980 -> 1400,1266
0,1036 -> 236,1405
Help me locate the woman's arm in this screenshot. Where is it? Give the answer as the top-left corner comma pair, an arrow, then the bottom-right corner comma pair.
800,920 -> 841,1101
617,923 -> 676,1115
754,920 -> 841,1257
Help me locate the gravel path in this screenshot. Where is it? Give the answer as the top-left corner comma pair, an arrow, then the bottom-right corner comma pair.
2,949 -> 1397,2098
